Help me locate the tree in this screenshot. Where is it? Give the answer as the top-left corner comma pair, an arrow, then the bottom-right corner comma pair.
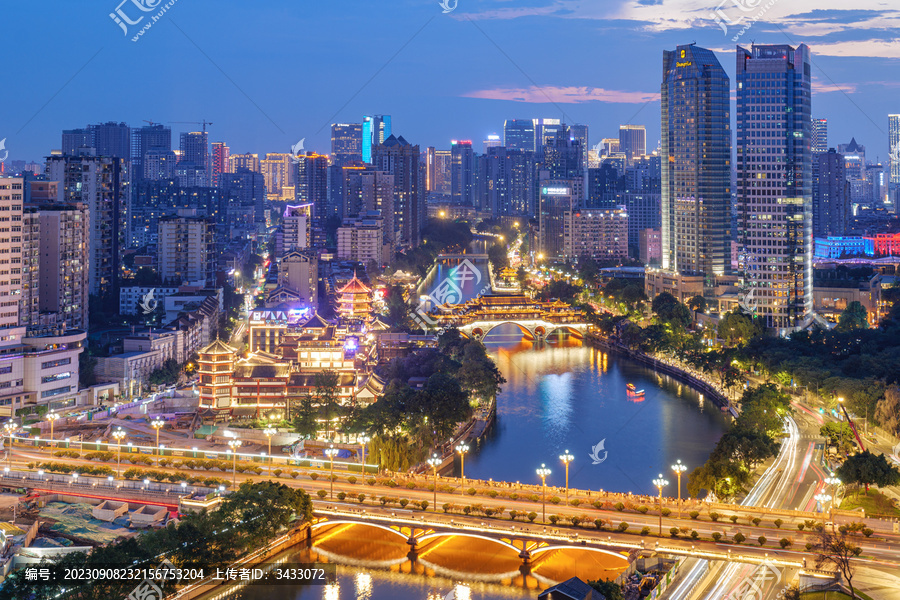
820,422 -> 855,452
487,242 -> 509,273
812,529 -> 862,599
652,292 -> 692,329
837,301 -> 869,331
587,579 -> 625,600
312,370 -> 341,440
687,295 -> 707,315
718,311 -> 758,347
836,450 -> 900,495
218,480 -> 312,547
386,284 -> 412,330
874,384 -> 900,437
291,392 -> 317,438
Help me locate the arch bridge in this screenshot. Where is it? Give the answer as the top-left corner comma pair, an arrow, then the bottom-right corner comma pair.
429,294 -> 592,341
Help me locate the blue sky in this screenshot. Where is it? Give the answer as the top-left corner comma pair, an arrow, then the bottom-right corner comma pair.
2,0 -> 898,163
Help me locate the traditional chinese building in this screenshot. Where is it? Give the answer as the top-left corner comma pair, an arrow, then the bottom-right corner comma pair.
197,339 -> 237,411
334,274 -> 372,322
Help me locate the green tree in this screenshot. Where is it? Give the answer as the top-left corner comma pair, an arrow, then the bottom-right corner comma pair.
820,422 -> 855,452
291,392 -> 317,438
718,311 -> 758,347
837,301 -> 869,331
587,579 -> 625,600
312,370 -> 341,440
386,284 -> 412,330
218,480 -> 312,547
836,450 -> 900,495
812,529 -> 862,599
687,295 -> 708,314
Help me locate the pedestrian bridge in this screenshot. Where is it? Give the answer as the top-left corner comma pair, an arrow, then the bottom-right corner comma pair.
309,510 -> 629,586
428,294 -> 592,341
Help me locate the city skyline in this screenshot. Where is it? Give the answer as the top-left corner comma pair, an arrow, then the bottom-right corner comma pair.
1,1 -> 898,164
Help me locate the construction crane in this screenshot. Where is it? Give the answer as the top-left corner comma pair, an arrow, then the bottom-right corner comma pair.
142,120 -> 161,126
838,402 -> 866,452
169,120 -> 213,132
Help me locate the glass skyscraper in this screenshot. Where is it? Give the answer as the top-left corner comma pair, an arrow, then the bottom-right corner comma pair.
503,119 -> 536,152
736,44 -> 812,331
362,115 -> 391,163
660,44 -> 731,280
889,114 -> 900,209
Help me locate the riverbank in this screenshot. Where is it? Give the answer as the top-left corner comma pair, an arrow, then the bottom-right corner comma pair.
585,332 -> 736,417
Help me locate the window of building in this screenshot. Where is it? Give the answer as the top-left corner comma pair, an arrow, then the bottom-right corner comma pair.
41,357 -> 71,369
41,386 -> 72,399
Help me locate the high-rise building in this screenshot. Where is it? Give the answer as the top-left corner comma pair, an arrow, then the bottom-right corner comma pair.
261,153 -> 295,202
660,44 -> 731,281
540,132 -> 584,201
451,140 -> 475,206
426,148 -> 452,195
812,118 -> 828,154
332,123 -> 363,165
362,115 -> 391,164
35,204 -> 89,330
295,152 -> 330,233
221,168 -> 267,224
482,147 -> 539,217
483,135 -> 502,153
568,124 -> 589,171
599,138 -> 621,156
619,125 -> 647,167
132,124 -> 172,183
503,119 -> 536,153
91,122 -> 131,161
736,43 -> 813,331
337,212 -> 386,266
211,142 -> 230,186
277,204 -> 312,256
813,149 -> 849,238
889,115 -> 900,209
178,131 -> 209,185
229,153 -> 260,173
371,135 -> 422,248
143,149 -> 177,181
342,165 -> 394,246
534,119 -> 564,149
563,207 -> 629,260
46,154 -> 127,300
539,182 -> 576,260
158,209 -> 216,287
61,129 -> 92,155
837,138 -> 869,207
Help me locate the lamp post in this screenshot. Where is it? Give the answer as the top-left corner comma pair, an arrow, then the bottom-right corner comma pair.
671,460 -> 687,518
46,412 -> 59,446
358,434 -> 371,474
112,428 -> 126,478
324,445 -> 339,499
814,493 -> 832,529
427,454 -> 441,510
559,450 -> 574,503
536,464 -> 551,524
151,418 -> 164,465
653,474 -> 669,536
263,427 -> 276,474
227,439 -> 241,489
455,443 -> 469,488
3,422 -> 15,469
825,476 -> 841,528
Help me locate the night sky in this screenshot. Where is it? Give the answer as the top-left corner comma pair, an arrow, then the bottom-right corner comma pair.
3,0 -> 898,163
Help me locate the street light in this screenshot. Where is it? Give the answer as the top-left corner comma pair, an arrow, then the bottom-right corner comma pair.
671,460 -> 687,517
825,476 -> 841,527
3,422 -> 16,469
427,454 -> 441,510
151,418 -> 164,464
112,428 -> 126,478
653,474 -> 669,536
324,445 -> 339,499
46,413 -> 59,445
814,493 -> 832,529
358,434 -> 371,475
263,427 -> 276,473
227,439 -> 241,489
559,450 -> 574,503
536,464 -> 552,524
455,443 -> 469,487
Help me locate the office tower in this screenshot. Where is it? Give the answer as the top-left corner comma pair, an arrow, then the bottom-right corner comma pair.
619,125 -> 647,166
587,164 -> 620,208
568,124 -> 589,171
599,138 -> 620,156
46,154 -> 126,300
261,153 -> 295,202
482,147 -> 538,217
539,182 -> 577,259
483,135 -> 502,153
534,119 -> 564,149
541,133 -> 584,201
36,204 -> 89,330
812,119 -> 828,153
890,115 -> 900,209
362,115 -> 391,163
451,140 -> 475,206
503,119 -> 536,153
371,134 -> 422,247
837,139 -> 868,207
61,128 -> 92,155
221,168 -> 267,224
179,131 -> 209,185
736,43 -> 812,330
211,142 -> 230,186
229,153 -> 260,173
342,166 -> 394,246
563,207 -> 629,260
91,122 -> 131,160
143,149 -> 177,181
813,149 -> 849,238
295,152 -> 330,227
277,204 -> 312,256
660,44 -> 731,280
158,209 -> 216,287
332,123 -> 363,165
426,148 -> 452,195
132,124 -> 172,183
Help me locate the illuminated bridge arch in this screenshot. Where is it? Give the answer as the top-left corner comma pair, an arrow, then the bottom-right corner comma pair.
416,531 -> 522,554
530,545 -> 627,561
473,322 -> 536,341
310,519 -> 409,541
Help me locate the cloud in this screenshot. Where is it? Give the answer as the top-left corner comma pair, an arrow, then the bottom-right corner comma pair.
808,38 -> 900,59
812,78 -> 858,94
462,85 -> 660,104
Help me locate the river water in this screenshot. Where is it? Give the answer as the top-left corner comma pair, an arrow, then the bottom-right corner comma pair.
237,254 -> 728,600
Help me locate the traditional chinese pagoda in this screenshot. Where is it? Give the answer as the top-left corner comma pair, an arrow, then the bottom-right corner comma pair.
334,273 -> 372,322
